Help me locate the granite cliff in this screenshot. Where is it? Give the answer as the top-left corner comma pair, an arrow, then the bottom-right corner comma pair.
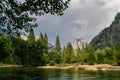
90,13 -> 120,49
71,39 -> 87,50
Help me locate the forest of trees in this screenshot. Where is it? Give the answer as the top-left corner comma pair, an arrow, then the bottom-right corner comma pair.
0,28 -> 120,66
0,0 -> 120,67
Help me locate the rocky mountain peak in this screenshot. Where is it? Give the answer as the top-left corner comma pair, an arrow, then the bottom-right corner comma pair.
90,12 -> 120,50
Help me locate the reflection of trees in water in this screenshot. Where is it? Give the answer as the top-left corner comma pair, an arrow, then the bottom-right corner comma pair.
0,67 -> 49,80
0,68 -> 120,80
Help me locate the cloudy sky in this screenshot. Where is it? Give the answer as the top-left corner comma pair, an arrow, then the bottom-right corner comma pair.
34,0 -> 120,46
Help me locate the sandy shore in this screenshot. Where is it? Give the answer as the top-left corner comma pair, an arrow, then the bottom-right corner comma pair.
37,64 -> 120,71
0,64 -> 120,71
77,64 -> 120,71
0,65 -> 22,68
37,65 -> 74,69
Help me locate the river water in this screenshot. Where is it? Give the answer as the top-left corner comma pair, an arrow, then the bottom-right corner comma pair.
0,67 -> 120,80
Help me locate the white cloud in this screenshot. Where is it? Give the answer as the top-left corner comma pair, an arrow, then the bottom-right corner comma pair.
34,0 -> 120,45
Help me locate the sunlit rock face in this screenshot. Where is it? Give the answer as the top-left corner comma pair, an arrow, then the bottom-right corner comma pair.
20,35 -> 28,41
71,39 -> 87,50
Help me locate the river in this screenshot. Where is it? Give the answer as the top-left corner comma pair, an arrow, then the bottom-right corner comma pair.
0,67 -> 120,80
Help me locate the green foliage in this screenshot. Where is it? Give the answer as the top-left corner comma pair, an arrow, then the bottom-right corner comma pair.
42,53 -> 49,65
1,31 -> 120,66
61,46 -> 67,63
0,35 -> 12,62
114,42 -> 120,65
39,32 -> 48,54
54,35 -> 61,52
86,45 -> 96,65
39,32 -> 44,41
64,42 -> 75,63
12,37 -> 27,65
27,27 -> 35,45
49,60 -> 56,66
0,0 -> 70,66
95,50 -> 105,64
48,51 -> 61,64
75,47 -> 84,64
0,0 -> 70,36
43,33 -> 49,53
26,27 -> 36,65
0,0 -> 70,65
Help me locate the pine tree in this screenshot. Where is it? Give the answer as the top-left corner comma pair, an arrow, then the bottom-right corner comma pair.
0,35 -> 12,63
76,47 -> 83,64
44,33 -> 48,53
39,32 -> 44,42
38,32 -> 49,65
65,42 -> 75,63
62,46 -> 67,63
44,33 -> 48,44
12,37 -> 27,65
55,35 -> 61,52
27,27 -> 35,45
26,27 -> 36,65
86,45 -> 96,65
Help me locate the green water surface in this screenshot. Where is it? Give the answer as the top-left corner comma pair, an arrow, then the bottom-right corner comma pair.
0,67 -> 120,80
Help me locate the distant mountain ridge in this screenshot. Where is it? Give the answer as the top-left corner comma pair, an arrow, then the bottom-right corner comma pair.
90,12 -> 120,49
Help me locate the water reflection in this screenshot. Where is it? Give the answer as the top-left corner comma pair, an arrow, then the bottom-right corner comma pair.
0,67 -> 120,80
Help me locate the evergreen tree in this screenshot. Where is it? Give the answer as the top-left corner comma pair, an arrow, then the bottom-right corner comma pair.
96,49 -> 107,64
38,32 -> 49,65
0,35 -> 12,63
39,32 -> 44,42
48,51 -> 61,64
27,27 -> 35,45
39,32 -> 48,53
26,27 -> 36,65
61,46 -> 66,63
85,45 -> 95,65
53,35 -> 62,63
43,33 -> 48,53
12,37 -> 27,65
76,47 -> 84,64
65,42 -> 75,63
35,39 -> 44,66
44,33 -> 48,44
104,47 -> 114,64
55,35 -> 61,52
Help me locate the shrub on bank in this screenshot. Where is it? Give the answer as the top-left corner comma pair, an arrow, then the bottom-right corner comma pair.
49,60 -> 56,66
